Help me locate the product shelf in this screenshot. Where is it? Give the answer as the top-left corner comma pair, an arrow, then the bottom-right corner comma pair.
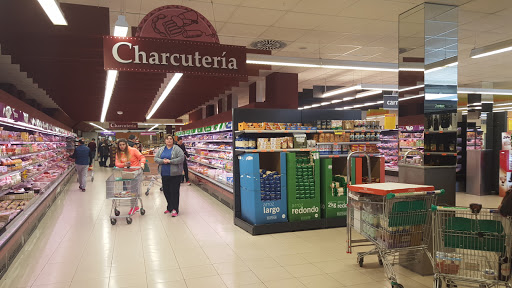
189,159 -> 232,172
319,154 -> 381,158
400,146 -> 424,149
0,154 -> 66,180
0,148 -> 65,160
192,155 -> 232,161
189,147 -> 232,152
183,139 -> 232,143
190,170 -> 233,192
424,130 -> 457,134
317,141 -> 380,145
236,148 -> 317,153
424,152 -> 458,156
236,129 -> 382,134
0,141 -> 65,145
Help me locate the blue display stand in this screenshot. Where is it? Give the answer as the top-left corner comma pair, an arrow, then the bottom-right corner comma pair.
239,153 -> 288,225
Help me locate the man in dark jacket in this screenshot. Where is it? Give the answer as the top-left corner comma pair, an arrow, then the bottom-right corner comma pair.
87,138 -> 97,167
177,137 -> 190,185
71,140 -> 90,191
98,139 -> 110,167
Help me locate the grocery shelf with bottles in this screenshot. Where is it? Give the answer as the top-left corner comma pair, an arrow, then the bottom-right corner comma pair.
176,122 -> 233,197
467,128 -> 484,150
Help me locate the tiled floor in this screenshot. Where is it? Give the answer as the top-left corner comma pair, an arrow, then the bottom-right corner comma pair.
0,165 -> 504,288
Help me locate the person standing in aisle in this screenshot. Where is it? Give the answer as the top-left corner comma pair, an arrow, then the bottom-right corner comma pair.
98,139 -> 110,167
155,135 -> 184,217
87,138 -> 97,167
109,140 -> 116,167
176,137 -> 190,185
70,140 -> 90,192
115,139 -> 146,214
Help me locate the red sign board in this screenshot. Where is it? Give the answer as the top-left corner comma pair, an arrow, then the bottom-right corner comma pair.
109,122 -> 138,130
103,36 -> 247,78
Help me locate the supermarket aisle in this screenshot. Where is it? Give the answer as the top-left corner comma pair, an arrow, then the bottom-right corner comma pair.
0,164 -> 502,288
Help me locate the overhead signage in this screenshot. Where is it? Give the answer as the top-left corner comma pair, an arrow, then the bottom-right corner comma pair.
140,132 -> 157,136
103,36 -> 247,78
109,122 -> 138,130
100,131 -> 116,136
383,95 -> 398,110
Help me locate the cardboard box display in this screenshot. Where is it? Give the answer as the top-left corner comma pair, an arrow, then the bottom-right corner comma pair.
286,152 -> 320,222
320,158 -> 348,219
239,152 -> 288,225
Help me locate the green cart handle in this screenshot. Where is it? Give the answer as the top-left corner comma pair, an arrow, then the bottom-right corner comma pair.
431,204 -> 500,214
386,189 -> 445,200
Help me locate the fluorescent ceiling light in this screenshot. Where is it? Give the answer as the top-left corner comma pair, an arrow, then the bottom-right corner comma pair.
246,54 -> 398,72
320,102 -> 330,106
322,85 -> 361,98
343,96 -> 356,101
100,70 -> 118,122
246,60 -> 320,68
470,39 -> 512,59
495,103 -> 512,106
303,106 -> 311,109
458,88 -> 512,95
100,15 -> 129,122
298,107 -> 304,110
148,124 -> 159,131
311,104 -> 320,107
113,15 -> 129,37
146,73 -> 183,119
331,99 -> 343,104
399,68 -> 425,72
356,90 -> 382,98
89,122 -> 108,132
399,94 -> 425,102
37,0 -> 68,25
398,84 -> 425,92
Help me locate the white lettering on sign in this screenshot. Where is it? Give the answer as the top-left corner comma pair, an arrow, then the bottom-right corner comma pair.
386,100 -> 398,106
112,42 -> 238,70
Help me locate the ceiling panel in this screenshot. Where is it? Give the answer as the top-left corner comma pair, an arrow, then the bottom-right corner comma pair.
219,23 -> 268,37
228,6 -> 285,25
292,0 -> 357,15
273,12 -> 336,30
259,27 -> 309,42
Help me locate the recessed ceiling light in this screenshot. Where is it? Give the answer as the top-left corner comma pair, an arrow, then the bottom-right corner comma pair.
117,111 -> 123,115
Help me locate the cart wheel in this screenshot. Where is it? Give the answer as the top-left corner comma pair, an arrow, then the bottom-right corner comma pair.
358,257 -> 363,267
160,187 -> 163,191
115,209 -> 120,216
126,217 -> 132,224
145,189 -> 149,196
392,284 -> 404,288
433,277 -> 442,288
378,256 -> 383,266
446,280 -> 457,288
110,218 -> 117,225
91,177 -> 94,182
140,208 -> 145,215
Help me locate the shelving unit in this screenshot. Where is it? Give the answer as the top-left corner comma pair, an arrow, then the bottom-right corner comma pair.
177,122 -> 234,205
378,129 -> 399,174
399,125 -> 425,164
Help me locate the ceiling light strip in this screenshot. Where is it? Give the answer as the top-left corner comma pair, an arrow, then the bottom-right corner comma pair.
146,73 -> 183,119
148,124 -> 159,131
89,122 -> 108,132
37,0 -> 68,25
470,39 -> 512,59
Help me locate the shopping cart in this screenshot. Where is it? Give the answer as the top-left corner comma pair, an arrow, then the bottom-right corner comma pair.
431,204 -> 512,288
346,152 -> 444,288
142,159 -> 162,196
106,167 -> 145,225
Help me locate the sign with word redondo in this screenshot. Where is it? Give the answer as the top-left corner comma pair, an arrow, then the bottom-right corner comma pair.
109,122 -> 138,130
103,36 -> 247,78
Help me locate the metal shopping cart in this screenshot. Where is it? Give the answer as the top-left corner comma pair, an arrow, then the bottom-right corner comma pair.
346,152 -> 444,288
142,159 -> 161,196
431,204 -> 512,288
106,168 -> 145,225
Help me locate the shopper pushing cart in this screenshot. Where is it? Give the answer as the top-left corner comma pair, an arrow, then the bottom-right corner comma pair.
107,167 -> 145,225
431,204 -> 512,288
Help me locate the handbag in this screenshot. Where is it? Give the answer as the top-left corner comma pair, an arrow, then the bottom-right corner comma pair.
499,190 -> 512,217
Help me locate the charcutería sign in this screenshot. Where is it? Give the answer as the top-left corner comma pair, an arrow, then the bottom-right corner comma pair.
109,122 -> 138,130
103,36 -> 247,78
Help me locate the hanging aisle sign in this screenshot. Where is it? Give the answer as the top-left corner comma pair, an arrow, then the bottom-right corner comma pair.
103,36 -> 247,78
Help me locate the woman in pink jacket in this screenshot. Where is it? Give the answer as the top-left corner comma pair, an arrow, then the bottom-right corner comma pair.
115,139 -> 146,214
